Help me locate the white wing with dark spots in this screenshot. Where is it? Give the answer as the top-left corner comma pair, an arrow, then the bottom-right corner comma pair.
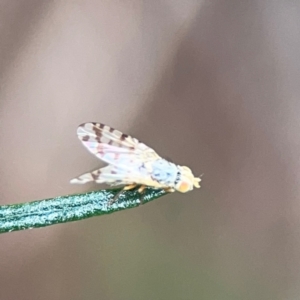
71,123 -> 162,186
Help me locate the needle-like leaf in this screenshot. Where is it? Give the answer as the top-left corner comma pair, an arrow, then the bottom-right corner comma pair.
0,188 -> 168,234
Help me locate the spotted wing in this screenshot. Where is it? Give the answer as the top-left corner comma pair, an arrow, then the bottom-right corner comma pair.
70,165 -> 146,185
75,122 -> 160,167
71,123 -> 162,186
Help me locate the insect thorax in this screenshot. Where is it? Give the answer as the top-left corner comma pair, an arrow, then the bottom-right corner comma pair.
151,159 -> 179,187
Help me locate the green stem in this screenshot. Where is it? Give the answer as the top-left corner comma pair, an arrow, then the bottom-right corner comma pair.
0,188 -> 167,234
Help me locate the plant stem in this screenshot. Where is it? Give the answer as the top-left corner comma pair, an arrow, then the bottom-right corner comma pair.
0,188 -> 167,234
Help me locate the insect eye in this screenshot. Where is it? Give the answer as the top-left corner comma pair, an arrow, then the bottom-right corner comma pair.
178,181 -> 191,193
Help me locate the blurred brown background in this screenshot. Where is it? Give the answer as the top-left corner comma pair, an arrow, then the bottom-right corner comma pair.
1,1 -> 300,299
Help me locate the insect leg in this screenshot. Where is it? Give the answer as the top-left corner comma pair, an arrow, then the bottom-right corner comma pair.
164,187 -> 175,193
124,184 -> 139,191
137,185 -> 147,204
108,184 -> 138,205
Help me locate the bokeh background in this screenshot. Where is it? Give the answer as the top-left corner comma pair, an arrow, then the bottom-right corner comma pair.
1,1 -> 300,299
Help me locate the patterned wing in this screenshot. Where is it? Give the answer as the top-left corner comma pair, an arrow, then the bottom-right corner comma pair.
71,123 -> 165,186
70,165 -> 146,185
76,122 -> 160,167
